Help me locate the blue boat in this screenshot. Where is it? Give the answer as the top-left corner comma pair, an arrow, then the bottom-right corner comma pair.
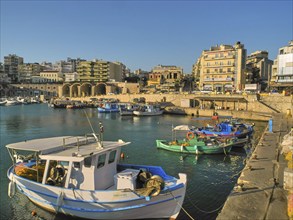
194,119 -> 254,138
97,102 -> 120,113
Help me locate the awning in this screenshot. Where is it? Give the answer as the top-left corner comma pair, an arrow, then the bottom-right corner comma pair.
195,96 -> 248,102
173,125 -> 192,131
203,85 -> 212,89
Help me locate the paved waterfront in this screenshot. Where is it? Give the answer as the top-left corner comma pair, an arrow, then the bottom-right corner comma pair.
217,113 -> 292,220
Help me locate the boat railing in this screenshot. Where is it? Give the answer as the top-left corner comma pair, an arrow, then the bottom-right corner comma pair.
62,133 -> 100,150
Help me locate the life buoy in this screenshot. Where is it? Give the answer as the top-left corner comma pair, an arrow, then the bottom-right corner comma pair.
186,132 -> 195,140
49,164 -> 65,183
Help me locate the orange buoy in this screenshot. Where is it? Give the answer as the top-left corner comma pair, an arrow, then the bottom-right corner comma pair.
186,132 -> 195,140
31,210 -> 37,216
120,152 -> 125,159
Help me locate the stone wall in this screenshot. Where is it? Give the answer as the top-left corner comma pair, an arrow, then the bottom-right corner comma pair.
260,94 -> 293,115
74,93 -> 292,120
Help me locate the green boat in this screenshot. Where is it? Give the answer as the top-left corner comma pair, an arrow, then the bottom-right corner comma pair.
156,138 -> 233,155
156,125 -> 235,155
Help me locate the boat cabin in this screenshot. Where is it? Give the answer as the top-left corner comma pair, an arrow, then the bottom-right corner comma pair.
7,134 -> 130,191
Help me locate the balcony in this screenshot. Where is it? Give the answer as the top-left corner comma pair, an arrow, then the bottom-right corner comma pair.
204,63 -> 235,67
204,55 -> 235,61
276,79 -> 293,83
204,78 -> 233,82
204,71 -> 235,75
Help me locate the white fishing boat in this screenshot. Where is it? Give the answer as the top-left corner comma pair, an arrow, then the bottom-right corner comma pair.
16,97 -> 29,104
119,103 -> 140,116
133,104 -> 164,116
5,98 -> 20,105
6,126 -> 187,219
0,98 -> 7,105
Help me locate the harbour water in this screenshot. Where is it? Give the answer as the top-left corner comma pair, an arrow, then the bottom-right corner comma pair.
0,104 -> 267,220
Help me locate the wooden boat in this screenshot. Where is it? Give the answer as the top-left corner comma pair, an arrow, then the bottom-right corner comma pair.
66,102 -> 85,109
133,104 -> 163,116
0,98 -> 7,105
6,127 -> 187,219
5,98 -> 20,106
194,119 -> 254,138
97,102 -> 120,113
119,103 -> 140,116
156,125 -> 248,154
156,136 -> 233,155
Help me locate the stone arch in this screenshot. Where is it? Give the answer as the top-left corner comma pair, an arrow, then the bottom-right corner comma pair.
71,83 -> 81,97
80,83 -> 92,97
94,83 -> 107,95
62,83 -> 71,97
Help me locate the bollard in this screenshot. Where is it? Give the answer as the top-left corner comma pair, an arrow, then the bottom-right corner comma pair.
269,118 -> 273,132
288,192 -> 293,219
287,109 -> 292,117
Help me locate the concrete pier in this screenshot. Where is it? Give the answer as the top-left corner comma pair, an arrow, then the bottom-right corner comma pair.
217,113 -> 292,220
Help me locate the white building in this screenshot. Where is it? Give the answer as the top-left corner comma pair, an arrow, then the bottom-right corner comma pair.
271,40 -> 293,91
65,72 -> 78,82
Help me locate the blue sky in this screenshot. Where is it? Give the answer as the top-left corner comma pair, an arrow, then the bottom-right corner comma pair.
1,0 -> 292,73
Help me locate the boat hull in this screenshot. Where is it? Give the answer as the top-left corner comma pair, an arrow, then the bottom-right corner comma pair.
195,130 -> 252,139
156,140 -> 232,154
8,166 -> 186,220
97,107 -> 120,113
119,111 -> 134,116
133,110 -> 164,116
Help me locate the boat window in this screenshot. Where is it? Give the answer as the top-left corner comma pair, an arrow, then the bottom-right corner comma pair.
46,160 -> 67,186
73,162 -> 80,168
97,154 -> 106,168
84,157 -> 92,168
108,150 -> 116,164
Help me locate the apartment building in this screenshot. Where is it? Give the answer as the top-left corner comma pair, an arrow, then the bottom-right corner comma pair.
0,62 -> 11,83
18,63 -> 43,83
4,54 -> 24,83
195,42 -> 246,92
39,71 -> 64,83
246,51 -> 273,83
148,65 -> 183,86
271,40 -> 293,91
76,60 -> 124,82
